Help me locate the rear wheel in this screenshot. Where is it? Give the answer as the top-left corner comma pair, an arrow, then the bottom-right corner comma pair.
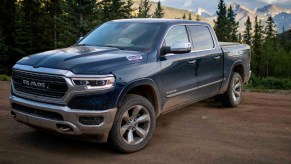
220,72 -> 243,107
109,94 -> 156,153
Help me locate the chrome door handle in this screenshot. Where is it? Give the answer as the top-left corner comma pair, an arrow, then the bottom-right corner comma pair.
188,60 -> 196,64
214,56 -> 221,60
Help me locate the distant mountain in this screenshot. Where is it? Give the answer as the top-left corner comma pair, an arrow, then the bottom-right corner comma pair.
131,1 -> 290,33
131,1 -> 201,21
228,3 -> 290,33
274,12 -> 291,33
196,8 -> 213,18
256,4 -> 290,17
229,3 -> 256,33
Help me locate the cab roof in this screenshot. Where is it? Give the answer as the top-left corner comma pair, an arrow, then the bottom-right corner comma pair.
111,18 -> 210,26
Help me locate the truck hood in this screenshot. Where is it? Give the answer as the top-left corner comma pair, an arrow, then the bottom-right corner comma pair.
16,46 -> 147,74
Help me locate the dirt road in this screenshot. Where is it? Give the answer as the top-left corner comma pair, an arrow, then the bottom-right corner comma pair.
0,81 -> 291,163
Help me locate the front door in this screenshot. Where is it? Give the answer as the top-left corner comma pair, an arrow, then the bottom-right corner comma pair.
160,25 -> 197,111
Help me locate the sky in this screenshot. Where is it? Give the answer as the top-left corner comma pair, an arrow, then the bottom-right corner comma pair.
152,0 -> 291,14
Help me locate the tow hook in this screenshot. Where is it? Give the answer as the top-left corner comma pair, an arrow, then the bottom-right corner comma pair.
57,124 -> 73,132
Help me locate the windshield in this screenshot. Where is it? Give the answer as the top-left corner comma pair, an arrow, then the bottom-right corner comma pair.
78,22 -> 162,51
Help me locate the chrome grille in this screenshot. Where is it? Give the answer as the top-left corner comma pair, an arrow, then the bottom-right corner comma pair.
12,70 -> 68,99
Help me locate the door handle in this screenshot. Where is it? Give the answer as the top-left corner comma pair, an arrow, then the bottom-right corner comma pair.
214,56 -> 221,60
188,60 -> 196,64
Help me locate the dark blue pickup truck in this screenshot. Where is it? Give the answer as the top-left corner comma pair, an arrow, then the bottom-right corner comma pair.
10,19 -> 251,153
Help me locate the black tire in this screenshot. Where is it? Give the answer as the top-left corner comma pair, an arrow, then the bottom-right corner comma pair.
220,72 -> 243,107
109,94 -> 156,153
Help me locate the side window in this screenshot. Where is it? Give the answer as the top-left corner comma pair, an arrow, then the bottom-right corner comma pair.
164,26 -> 189,47
188,26 -> 214,51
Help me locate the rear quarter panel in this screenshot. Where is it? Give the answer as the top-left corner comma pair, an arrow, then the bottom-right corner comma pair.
219,44 -> 251,94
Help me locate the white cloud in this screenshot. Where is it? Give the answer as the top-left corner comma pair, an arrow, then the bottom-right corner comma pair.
183,0 -> 193,7
259,0 -> 290,4
151,0 -> 167,2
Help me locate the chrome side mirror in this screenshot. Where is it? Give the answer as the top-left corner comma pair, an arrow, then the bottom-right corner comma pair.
161,41 -> 192,56
170,41 -> 192,53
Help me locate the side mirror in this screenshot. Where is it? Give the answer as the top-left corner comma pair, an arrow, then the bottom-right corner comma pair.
161,41 -> 192,56
76,37 -> 84,44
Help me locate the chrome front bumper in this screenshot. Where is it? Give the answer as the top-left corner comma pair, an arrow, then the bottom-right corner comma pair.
10,95 -> 117,141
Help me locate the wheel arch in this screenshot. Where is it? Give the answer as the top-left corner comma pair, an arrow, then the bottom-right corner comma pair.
232,63 -> 245,82
219,60 -> 245,94
116,79 -> 162,117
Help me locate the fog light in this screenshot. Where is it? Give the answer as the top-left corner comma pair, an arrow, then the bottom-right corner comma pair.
79,116 -> 104,125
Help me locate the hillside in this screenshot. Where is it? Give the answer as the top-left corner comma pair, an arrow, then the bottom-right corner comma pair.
131,0 -> 210,23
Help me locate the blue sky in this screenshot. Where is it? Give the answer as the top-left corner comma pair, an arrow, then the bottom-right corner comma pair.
152,0 -> 291,14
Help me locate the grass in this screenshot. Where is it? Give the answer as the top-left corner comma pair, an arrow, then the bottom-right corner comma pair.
0,74 -> 11,81
244,75 -> 291,91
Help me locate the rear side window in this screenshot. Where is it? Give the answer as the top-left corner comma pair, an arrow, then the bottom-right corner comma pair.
164,26 -> 189,47
188,26 -> 214,51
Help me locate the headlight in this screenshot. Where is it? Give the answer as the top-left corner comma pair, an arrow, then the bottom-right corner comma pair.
71,77 -> 115,90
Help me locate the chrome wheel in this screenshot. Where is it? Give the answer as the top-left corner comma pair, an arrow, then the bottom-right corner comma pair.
232,76 -> 242,103
120,105 -> 151,145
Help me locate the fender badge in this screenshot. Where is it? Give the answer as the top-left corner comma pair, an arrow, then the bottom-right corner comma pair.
126,55 -> 143,61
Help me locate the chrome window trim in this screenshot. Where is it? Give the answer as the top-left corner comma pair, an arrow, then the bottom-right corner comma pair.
187,25 -> 215,51
159,23 -> 217,57
166,79 -> 223,98
12,64 -> 115,105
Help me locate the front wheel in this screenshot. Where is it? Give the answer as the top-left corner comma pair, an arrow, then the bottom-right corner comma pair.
109,94 -> 156,153
220,72 -> 243,107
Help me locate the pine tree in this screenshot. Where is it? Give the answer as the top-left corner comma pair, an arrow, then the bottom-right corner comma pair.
238,33 -> 242,43
182,13 -> 186,20
14,0 -> 35,56
0,0 -> 16,73
214,0 -> 228,41
138,0 -> 151,18
110,0 -> 126,20
0,28 -> 8,74
124,0 -> 134,18
287,28 -> 291,52
280,27 -> 286,48
243,16 -> 252,46
263,15 -> 277,76
265,15 -> 276,40
196,14 -> 201,21
289,28 -> 291,39
188,12 -> 192,20
52,0 -> 62,49
227,5 -> 239,42
152,1 -> 164,18
56,0 -> 97,47
252,16 -> 264,76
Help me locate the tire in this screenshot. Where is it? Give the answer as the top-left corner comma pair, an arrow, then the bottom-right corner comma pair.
109,94 -> 156,153
220,72 -> 243,107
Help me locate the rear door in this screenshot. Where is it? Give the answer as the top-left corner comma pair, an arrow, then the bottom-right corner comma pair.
161,25 -> 197,111
187,25 -> 223,99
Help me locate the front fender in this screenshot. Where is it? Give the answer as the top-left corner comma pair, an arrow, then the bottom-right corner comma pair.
115,78 -> 162,116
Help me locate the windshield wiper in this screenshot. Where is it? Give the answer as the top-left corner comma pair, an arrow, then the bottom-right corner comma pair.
95,45 -> 125,50
76,44 -> 93,46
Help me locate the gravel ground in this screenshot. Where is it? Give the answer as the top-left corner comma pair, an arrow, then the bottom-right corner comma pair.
0,81 -> 291,163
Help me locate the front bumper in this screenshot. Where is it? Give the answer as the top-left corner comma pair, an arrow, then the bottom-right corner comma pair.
10,95 -> 117,142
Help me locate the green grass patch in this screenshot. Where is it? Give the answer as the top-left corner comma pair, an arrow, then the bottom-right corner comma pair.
0,74 -> 11,81
245,75 -> 291,90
